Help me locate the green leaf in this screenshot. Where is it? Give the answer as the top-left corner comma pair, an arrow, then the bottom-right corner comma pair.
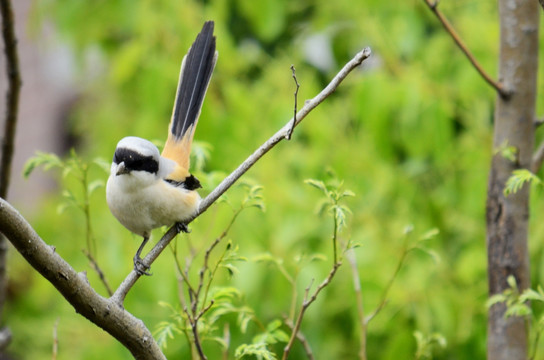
88,179 -> 105,195
506,275 -> 518,291
504,303 -> 532,318
414,246 -> 441,264
520,288 -> 544,303
235,343 -> 277,360
340,189 -> 356,198
304,178 -> 328,195
419,228 -> 440,241
93,158 -> 111,173
266,319 -> 282,332
220,263 -> 240,276
252,253 -> 280,264
486,294 -> 507,308
22,152 -> 63,178
495,140 -> 518,162
504,169 -> 541,196
154,321 -> 182,350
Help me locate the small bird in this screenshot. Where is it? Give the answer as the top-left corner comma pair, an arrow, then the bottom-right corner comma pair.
106,21 -> 217,275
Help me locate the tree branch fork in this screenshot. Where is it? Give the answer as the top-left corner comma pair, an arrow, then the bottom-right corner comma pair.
0,47 -> 371,359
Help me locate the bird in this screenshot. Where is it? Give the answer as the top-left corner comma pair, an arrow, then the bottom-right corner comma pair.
106,21 -> 217,275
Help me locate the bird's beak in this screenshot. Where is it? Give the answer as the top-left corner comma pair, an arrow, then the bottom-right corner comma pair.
116,162 -> 130,176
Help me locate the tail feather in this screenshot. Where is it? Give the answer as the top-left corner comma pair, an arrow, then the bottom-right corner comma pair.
162,21 -> 217,174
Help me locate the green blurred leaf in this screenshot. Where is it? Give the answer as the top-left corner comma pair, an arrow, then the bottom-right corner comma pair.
504,169 -> 541,196
22,151 -> 63,178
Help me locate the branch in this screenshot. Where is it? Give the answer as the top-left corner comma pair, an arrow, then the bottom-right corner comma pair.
0,0 -> 21,349
112,47 -> 372,303
0,199 -> 166,360
540,0 -> 544,12
346,250 -> 367,360
0,47 -> 370,357
286,65 -> 300,140
282,262 -> 342,360
283,316 -> 314,360
0,0 -> 21,199
421,0 -> 509,98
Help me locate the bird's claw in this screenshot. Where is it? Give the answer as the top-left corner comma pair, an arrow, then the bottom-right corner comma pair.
133,257 -> 152,276
176,222 -> 190,233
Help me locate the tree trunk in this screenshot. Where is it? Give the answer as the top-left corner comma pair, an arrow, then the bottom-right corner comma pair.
486,1 -> 539,359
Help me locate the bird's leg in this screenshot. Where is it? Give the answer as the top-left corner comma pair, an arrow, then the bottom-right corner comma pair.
175,222 -> 190,233
133,236 -> 152,276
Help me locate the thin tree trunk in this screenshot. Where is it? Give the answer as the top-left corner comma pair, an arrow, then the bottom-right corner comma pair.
486,1 -> 539,359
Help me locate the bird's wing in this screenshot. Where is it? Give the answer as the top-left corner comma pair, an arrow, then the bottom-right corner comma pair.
162,21 -> 217,181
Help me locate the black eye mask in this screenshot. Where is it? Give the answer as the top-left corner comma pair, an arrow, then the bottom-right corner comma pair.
114,148 -> 159,174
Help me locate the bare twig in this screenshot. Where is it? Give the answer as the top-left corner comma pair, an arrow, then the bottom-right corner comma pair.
222,323 -> 230,360
172,208 -> 241,359
189,314 -> 207,360
286,65 -> 300,140
283,316 -> 314,360
532,141 -> 544,173
52,318 -> 59,360
282,262 -> 342,360
82,249 -> 113,296
534,118 -> 544,128
112,47 -> 372,304
421,0 -> 508,98
365,239 -> 410,324
0,198 -> 166,359
347,250 -> 367,360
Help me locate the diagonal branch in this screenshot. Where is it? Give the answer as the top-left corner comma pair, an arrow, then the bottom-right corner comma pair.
0,47 -> 371,358
0,198 -> 166,360
282,262 -> 342,360
112,47 -> 372,304
421,0 -> 509,98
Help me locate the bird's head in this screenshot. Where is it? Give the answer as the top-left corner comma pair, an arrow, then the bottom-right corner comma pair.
111,137 -> 175,187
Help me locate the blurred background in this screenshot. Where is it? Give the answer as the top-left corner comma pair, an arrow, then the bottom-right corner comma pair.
2,0 -> 544,359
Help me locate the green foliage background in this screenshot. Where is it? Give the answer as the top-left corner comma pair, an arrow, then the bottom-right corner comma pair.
6,0 -> 544,359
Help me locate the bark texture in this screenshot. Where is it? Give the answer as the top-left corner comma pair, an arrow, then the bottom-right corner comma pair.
486,1 -> 539,359
0,199 -> 166,360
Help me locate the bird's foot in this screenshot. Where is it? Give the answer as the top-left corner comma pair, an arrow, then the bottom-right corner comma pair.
133,256 -> 152,276
175,222 -> 190,233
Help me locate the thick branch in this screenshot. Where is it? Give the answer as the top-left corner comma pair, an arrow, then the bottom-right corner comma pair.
0,199 -> 165,360
112,47 -> 372,303
422,0 -> 508,97
486,0 -> 539,358
0,0 -> 21,199
0,0 -> 21,348
0,46 -> 371,357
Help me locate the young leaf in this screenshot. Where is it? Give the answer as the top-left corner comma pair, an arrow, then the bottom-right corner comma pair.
304,178 -> 328,195
23,152 -> 62,178
88,179 -> 105,195
504,169 -> 541,196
